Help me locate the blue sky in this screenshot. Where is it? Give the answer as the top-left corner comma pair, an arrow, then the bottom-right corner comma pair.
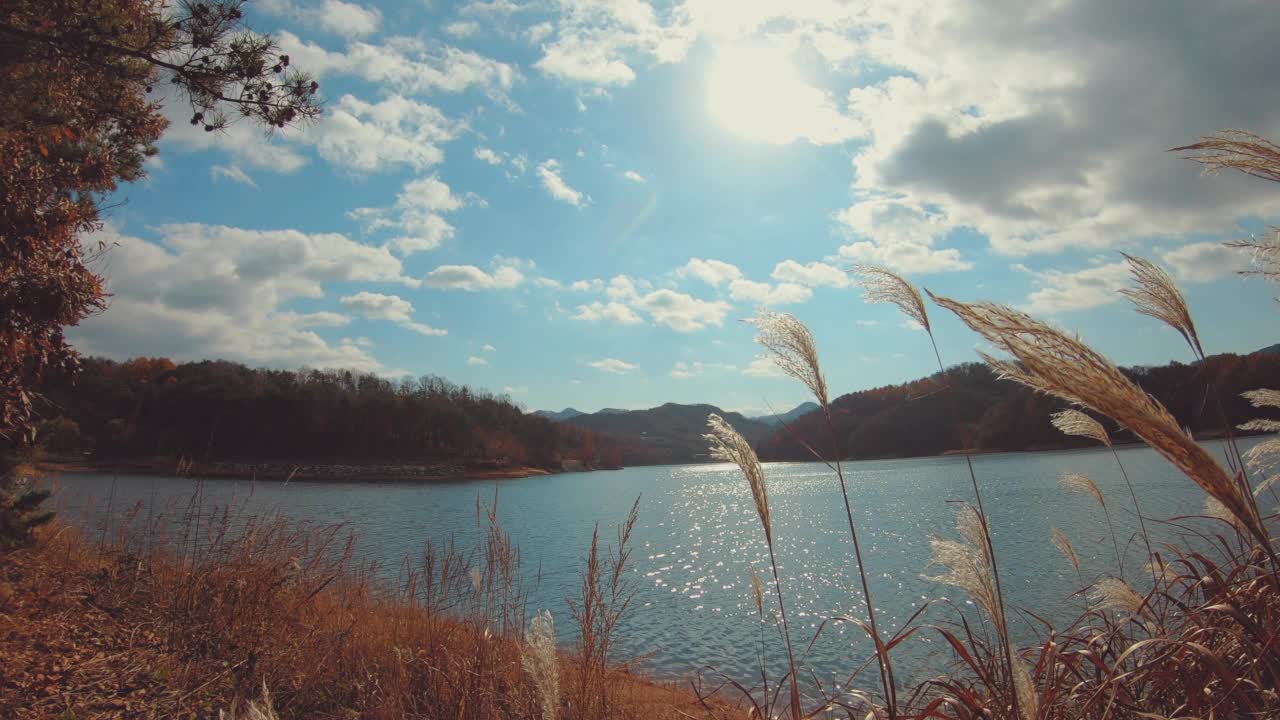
79,0 -> 1280,415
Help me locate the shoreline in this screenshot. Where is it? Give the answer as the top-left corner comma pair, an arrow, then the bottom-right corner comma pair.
34,457 -> 595,484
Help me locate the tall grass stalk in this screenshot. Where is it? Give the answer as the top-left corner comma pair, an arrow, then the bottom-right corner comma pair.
1059,473 -> 1125,580
856,265 -> 1017,719
1119,254 -> 1274,563
928,291 -> 1274,558
705,413 -> 803,720
1052,409 -> 1157,586
749,312 -> 898,717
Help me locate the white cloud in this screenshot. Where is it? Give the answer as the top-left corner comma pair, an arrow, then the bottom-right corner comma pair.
445,21 -> 481,38
590,358 -> 639,374
832,1 -> 1280,259
258,0 -> 381,38
536,159 -> 589,207
833,197 -> 972,273
306,94 -> 464,174
474,146 -> 503,165
533,0 -> 695,86
1161,242 -> 1242,283
623,170 -> 646,183
504,384 -> 529,395
670,360 -> 736,379
743,357 -> 784,377
210,164 -> 257,188
482,343 -> 497,352
573,301 -> 642,325
339,291 -> 447,336
728,279 -> 812,306
423,259 -> 526,290
467,355 -> 489,366
679,258 -> 742,287
771,260 -> 849,288
71,224 -> 412,372
571,278 -> 604,292
632,289 -> 731,332
707,43 -> 860,145
1019,262 -> 1132,314
527,21 -> 555,43
276,31 -> 516,103
349,175 -> 464,255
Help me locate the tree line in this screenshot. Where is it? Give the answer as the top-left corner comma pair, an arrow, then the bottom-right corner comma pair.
36,357 -> 616,469
755,352 -> 1280,461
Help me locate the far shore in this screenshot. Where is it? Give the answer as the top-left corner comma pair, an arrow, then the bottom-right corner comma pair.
33,456 -> 616,484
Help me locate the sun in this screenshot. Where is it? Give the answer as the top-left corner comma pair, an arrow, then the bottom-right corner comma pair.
707,44 -> 827,145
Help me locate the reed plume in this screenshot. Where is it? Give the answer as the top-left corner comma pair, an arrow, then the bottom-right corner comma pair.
1061,473 -> 1125,577
522,610 -> 560,720
852,264 -> 932,335
1051,528 -> 1081,576
219,681 -> 279,720
1119,253 -> 1204,360
748,309 -> 828,407
856,265 -> 1008,719
1225,229 -> 1280,283
706,413 -> 801,719
749,566 -> 765,617
706,413 -> 771,543
928,293 -> 1266,547
1060,473 -> 1105,506
1089,577 -> 1145,616
1010,655 -> 1039,720
1051,409 -> 1111,447
1172,129 -> 1280,185
925,505 -> 1003,632
1051,408 -> 1157,582
748,309 -> 898,717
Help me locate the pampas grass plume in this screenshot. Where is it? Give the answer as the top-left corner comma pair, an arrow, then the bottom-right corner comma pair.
928,293 -> 1258,539
1051,409 -> 1111,448
748,309 -> 829,407
1119,254 -> 1204,360
1090,577 -> 1145,615
523,610 -> 560,720
1052,528 -> 1080,575
853,264 -> 931,336
705,413 -> 772,542
1061,473 -> 1106,507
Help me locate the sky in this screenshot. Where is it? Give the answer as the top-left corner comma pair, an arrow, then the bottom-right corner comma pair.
78,0 -> 1280,416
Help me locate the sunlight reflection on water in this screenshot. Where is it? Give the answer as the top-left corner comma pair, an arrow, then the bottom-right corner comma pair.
49,438 -> 1259,691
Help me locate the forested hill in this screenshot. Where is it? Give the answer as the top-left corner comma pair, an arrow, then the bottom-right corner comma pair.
566,403 -> 773,465
755,352 -> 1280,461
35,358 -> 605,470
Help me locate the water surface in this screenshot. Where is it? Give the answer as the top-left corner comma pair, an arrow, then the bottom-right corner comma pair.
48,439 -> 1266,691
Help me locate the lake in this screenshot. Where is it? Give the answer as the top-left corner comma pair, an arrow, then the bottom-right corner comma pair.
43,438 -> 1267,694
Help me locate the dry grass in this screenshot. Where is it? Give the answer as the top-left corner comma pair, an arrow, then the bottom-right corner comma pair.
1172,129 -> 1280,184
747,310 -> 829,408
1119,253 -> 1205,360
928,292 -> 1267,547
0,502 -> 716,720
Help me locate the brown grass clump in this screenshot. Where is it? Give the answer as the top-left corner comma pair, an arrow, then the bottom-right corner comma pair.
0,502 -> 713,720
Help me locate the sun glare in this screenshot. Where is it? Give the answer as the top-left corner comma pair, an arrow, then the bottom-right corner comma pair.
707,44 -> 829,145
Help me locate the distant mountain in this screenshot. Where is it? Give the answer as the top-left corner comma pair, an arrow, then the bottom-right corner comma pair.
1255,343 -> 1280,355
567,403 -> 774,465
533,407 -> 585,422
752,401 -> 820,427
